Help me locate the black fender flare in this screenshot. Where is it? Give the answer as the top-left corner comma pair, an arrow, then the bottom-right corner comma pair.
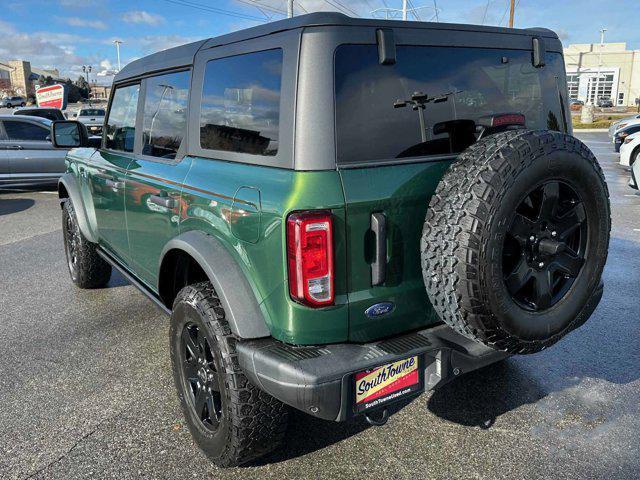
159,230 -> 271,339
58,173 -> 97,243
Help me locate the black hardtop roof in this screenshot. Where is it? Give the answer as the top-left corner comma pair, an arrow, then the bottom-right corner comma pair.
114,12 -> 558,83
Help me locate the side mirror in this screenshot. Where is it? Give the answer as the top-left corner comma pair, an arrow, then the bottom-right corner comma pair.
51,120 -> 91,148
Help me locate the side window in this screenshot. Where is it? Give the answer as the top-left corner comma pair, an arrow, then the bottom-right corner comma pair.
200,49 -> 282,156
3,120 -> 49,141
105,84 -> 140,153
141,70 -> 190,159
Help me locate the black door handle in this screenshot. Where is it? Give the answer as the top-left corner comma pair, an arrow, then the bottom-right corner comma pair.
149,195 -> 176,209
371,213 -> 387,286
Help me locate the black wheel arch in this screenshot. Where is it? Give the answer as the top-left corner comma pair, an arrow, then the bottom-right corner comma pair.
159,231 -> 271,339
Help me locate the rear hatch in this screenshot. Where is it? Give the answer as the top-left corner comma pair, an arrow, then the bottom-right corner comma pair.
335,42 -> 569,342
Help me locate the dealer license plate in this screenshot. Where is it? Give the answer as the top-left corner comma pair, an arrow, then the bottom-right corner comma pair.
353,355 -> 423,413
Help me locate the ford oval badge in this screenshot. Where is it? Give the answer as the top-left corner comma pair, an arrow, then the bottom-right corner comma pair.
365,302 -> 395,319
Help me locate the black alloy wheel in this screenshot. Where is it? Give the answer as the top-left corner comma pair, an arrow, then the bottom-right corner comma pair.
180,321 -> 223,431
502,180 -> 588,311
64,205 -> 81,281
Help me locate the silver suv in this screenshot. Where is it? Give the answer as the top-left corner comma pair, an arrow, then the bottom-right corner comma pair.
1,96 -> 27,108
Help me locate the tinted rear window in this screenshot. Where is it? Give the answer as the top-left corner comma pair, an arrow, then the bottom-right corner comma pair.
335,45 -> 567,165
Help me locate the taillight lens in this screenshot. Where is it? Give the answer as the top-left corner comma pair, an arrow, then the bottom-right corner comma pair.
286,211 -> 334,307
624,137 -> 634,144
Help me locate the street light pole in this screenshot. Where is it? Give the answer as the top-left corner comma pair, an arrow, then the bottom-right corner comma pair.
114,40 -> 123,72
508,0 -> 515,27
593,28 -> 607,105
402,0 -> 407,20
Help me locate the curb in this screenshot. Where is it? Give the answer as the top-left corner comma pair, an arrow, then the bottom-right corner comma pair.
573,128 -> 609,133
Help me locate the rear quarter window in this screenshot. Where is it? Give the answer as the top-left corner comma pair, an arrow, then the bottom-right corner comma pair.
334,45 -> 567,165
199,49 -> 282,157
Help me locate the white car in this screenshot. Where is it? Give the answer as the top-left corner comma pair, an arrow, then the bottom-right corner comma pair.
632,154 -> 640,190
610,116 -> 640,138
620,131 -> 640,167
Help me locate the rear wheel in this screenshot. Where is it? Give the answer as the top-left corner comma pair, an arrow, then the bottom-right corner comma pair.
421,130 -> 610,354
170,282 -> 288,467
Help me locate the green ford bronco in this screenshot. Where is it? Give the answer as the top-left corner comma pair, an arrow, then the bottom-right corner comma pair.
50,13 -> 610,466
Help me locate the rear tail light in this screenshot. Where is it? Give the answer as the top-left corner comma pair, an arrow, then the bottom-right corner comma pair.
625,137 -> 634,144
286,211 -> 334,307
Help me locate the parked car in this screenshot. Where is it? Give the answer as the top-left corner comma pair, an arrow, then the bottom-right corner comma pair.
13,107 -> 66,122
609,116 -> 640,138
50,13 -> 610,467
630,144 -> 640,189
1,96 -> 26,108
74,107 -> 105,136
0,115 -> 69,187
613,123 -> 640,152
570,99 -> 584,106
597,97 -> 614,108
620,131 -> 640,167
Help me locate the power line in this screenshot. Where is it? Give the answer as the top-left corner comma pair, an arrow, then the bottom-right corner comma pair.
160,0 -> 267,22
407,0 -> 421,20
326,0 -> 360,17
481,0 -> 491,25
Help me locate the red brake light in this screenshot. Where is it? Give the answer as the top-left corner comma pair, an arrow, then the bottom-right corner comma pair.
491,113 -> 526,127
287,211 -> 334,307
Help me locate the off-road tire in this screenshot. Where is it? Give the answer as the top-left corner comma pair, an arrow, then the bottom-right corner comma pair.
421,130 -> 610,354
170,282 -> 288,467
62,199 -> 111,288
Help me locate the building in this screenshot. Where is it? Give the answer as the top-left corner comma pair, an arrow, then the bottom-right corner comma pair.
564,42 -> 640,107
90,84 -> 111,100
0,59 -> 63,97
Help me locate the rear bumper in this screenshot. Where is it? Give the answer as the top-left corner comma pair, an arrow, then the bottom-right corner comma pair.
237,324 -> 508,421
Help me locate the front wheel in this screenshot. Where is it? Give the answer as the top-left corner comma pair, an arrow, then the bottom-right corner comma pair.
170,282 -> 288,467
62,199 -> 111,288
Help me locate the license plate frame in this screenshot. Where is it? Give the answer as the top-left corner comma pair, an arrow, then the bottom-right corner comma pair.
352,355 -> 424,414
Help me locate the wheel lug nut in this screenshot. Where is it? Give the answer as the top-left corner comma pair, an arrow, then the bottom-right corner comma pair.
551,231 -> 557,237
529,236 -> 535,241
538,262 -> 544,268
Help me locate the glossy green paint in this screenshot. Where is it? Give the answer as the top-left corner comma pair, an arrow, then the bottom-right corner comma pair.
64,149 -> 454,346
179,156 -> 349,345
338,160 -> 454,342
125,157 -> 193,287
87,150 -> 133,265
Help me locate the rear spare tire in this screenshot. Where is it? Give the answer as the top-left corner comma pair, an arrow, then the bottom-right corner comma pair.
421,130 -> 610,354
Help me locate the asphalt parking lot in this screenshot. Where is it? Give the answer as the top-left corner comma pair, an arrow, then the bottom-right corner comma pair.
0,132 -> 638,480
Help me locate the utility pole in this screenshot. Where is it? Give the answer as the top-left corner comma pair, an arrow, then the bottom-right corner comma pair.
113,40 -> 123,72
287,0 -> 293,18
593,28 -> 607,105
508,0 -> 515,27
402,0 -> 408,20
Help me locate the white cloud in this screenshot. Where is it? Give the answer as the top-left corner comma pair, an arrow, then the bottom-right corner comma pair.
0,20 -> 90,79
122,10 -> 166,26
60,16 -> 107,30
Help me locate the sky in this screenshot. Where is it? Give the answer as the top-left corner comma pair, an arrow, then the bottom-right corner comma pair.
1,0 -> 639,85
